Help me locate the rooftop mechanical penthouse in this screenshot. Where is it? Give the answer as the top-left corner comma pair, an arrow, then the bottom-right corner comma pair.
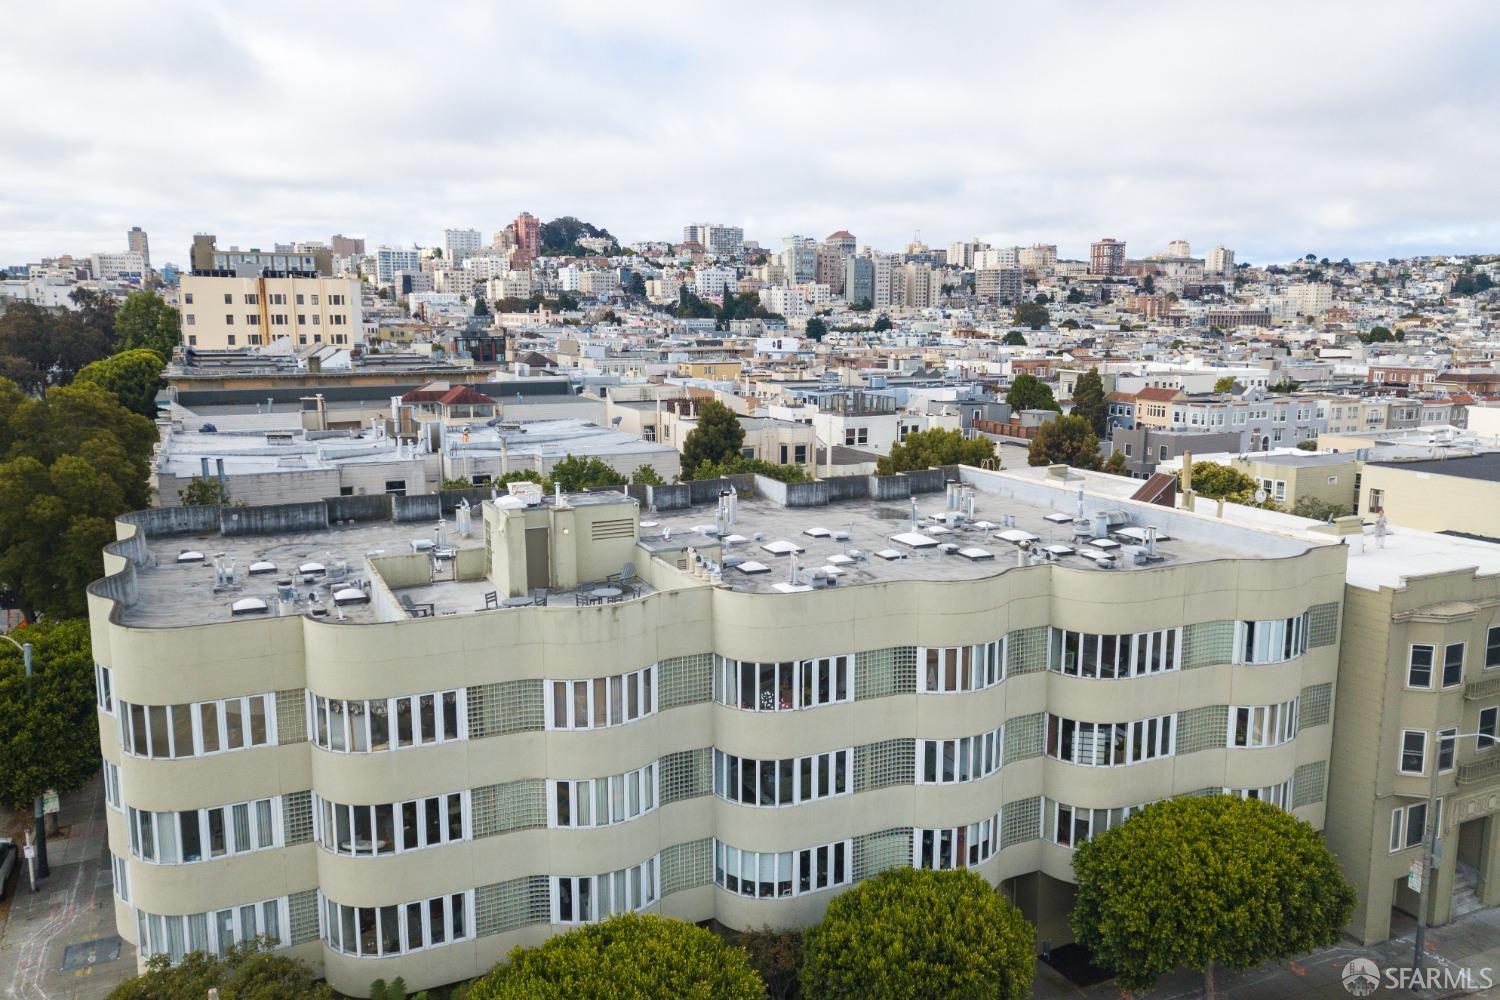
88,465 -> 1347,996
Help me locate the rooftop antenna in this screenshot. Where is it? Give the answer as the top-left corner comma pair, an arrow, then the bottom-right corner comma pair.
788,552 -> 801,586
910,497 -> 919,530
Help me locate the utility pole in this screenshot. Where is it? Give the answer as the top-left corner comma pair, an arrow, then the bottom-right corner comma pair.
2,636 -> 48,879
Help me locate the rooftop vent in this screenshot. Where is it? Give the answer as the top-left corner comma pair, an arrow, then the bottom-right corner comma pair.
333,587 -> 370,605
248,561 -> 277,575
736,561 -> 770,575
230,597 -> 269,616
177,550 -> 206,563
761,539 -> 805,556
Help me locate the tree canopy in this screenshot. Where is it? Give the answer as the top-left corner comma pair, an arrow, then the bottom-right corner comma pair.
1000,331 -> 1027,346
539,216 -> 616,256
1069,370 -> 1107,436
1071,795 -> 1356,994
1027,415 -> 1101,469
689,455 -> 808,483
875,428 -> 995,476
547,454 -> 626,492
0,378 -> 155,620
629,464 -> 664,485
803,317 -> 828,341
1179,461 -> 1260,504
0,300 -> 113,393
1013,301 -> 1049,330
106,941 -> 334,1000
871,315 -> 892,333
113,290 -> 181,360
73,349 -> 166,418
1004,373 -> 1060,413
681,399 -> 745,475
467,913 -> 764,1000
800,867 -> 1034,1000
0,618 -> 99,809
1213,375 -> 1238,393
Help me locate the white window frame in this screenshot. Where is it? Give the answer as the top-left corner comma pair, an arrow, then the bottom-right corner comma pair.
1049,799 -> 1152,848
94,663 -> 114,713
128,796 -> 282,864
1442,643 -> 1465,688
550,764 -> 658,828
120,694 -> 277,760
1048,628 -> 1181,678
1398,729 -> 1428,775
713,840 -> 849,899
915,813 -> 1000,869
322,890 -> 472,957
315,791 -> 469,855
545,667 -> 657,731
1437,728 -> 1458,773
917,728 -> 1003,784
714,749 -> 851,806
1227,699 -> 1299,749
1046,713 -> 1176,766
1407,644 -> 1435,689
1233,614 -> 1310,665
917,640 -> 1006,693
553,857 -> 660,923
1480,707 -> 1498,752
716,656 -> 853,713
1485,625 -> 1500,670
137,896 -> 287,962
1389,800 -> 1440,853
309,689 -> 467,752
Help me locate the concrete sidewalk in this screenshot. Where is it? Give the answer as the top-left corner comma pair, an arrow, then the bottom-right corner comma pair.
1034,906 -> 1500,1000
0,774 -> 136,1000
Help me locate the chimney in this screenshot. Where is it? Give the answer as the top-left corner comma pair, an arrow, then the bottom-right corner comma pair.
216,459 -> 226,489
200,457 -> 211,478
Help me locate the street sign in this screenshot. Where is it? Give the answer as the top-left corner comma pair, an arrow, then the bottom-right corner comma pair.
42,790 -> 59,815
1407,858 -> 1423,892
23,844 -> 35,860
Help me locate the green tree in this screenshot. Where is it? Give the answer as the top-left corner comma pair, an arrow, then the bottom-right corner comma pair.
468,913 -> 763,1000
0,619 -> 99,809
1072,796 -> 1355,996
548,454 -> 626,492
441,476 -> 475,490
179,474 -> 232,506
1000,331 -> 1027,346
0,301 -> 113,392
1296,438 -> 1319,452
1070,369 -> 1108,436
801,867 -> 1033,1000
1142,274 -> 1155,294
677,287 -> 717,319
71,286 -> 119,343
1103,449 -> 1128,474
1066,287 -> 1086,304
0,379 -> 155,620
1005,373 -> 1060,412
804,317 -> 828,341
1013,301 -> 1049,330
497,469 -> 546,487
681,399 -> 745,475
1360,325 -> 1393,343
73,349 -> 166,418
106,940 -> 334,1000
1292,495 -> 1348,520
872,315 -> 892,333
1179,461 -> 1261,504
1266,378 -> 1299,393
1213,375 -> 1237,393
1027,415 -> 1101,469
474,295 -> 490,317
629,464 -> 664,485
112,290 -> 181,359
690,456 -> 808,483
729,927 -> 802,1000
627,273 -> 647,297
876,428 -> 995,476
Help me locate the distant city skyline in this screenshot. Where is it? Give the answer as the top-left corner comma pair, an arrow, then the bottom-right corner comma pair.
2,1 -> 1498,266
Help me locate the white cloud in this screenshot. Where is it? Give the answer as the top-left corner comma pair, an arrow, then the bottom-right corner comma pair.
1,0 -> 1497,265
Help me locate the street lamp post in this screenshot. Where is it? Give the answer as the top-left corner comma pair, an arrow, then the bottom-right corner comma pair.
1413,730 -> 1490,978
1,634 -> 49,880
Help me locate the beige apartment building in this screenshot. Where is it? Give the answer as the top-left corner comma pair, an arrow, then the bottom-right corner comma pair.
89,466 -> 1347,995
180,273 -> 363,350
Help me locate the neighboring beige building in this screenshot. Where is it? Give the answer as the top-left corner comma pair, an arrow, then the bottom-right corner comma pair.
181,273 -> 363,350
1326,526 -> 1500,943
1358,456 -> 1500,537
90,466 -> 1344,995
1229,452 -> 1357,512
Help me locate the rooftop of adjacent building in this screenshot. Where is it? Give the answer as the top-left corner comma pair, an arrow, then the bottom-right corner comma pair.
1368,452 -> 1500,482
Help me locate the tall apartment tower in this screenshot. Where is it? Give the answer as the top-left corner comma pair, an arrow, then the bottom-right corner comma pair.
127,227 -> 150,270
512,213 -> 542,264
330,235 -> 366,258
444,229 -> 483,265
1167,239 -> 1191,258
1206,246 -> 1236,276
1090,238 -> 1127,276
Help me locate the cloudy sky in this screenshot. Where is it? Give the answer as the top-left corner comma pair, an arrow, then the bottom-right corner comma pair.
3,1 -> 1498,267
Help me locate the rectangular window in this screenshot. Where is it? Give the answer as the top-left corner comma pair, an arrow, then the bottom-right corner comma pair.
1407,644 -> 1435,688
1438,728 -> 1457,772
1399,730 -> 1427,774
1487,626 -> 1500,669
1443,643 -> 1465,687
1480,707 -> 1498,751
717,656 -> 851,712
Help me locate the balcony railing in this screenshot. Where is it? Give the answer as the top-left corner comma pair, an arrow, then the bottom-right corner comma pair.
1464,673 -> 1500,702
1457,754 -> 1500,786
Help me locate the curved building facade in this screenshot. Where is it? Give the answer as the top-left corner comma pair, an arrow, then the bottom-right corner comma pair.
89,467 -> 1345,996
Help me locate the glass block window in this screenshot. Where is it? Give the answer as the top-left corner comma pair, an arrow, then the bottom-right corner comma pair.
472,780 -> 547,837
1307,603 -> 1340,648
1183,621 -> 1235,669
661,838 -> 713,896
856,647 -> 916,700
660,748 -> 712,804
659,653 -> 713,710
1299,683 -> 1332,728
854,739 -> 915,792
475,875 -> 550,936
287,889 -> 320,945
468,680 -> 545,738
275,690 -> 307,744
1176,705 -> 1229,754
1003,713 -> 1044,762
1001,796 -> 1041,848
1292,761 -> 1326,807
282,790 -> 313,845
853,828 -> 912,881
1007,626 -> 1048,675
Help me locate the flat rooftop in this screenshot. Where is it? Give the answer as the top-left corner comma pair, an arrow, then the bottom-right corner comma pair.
1344,524 -> 1500,592
1370,453 -> 1500,482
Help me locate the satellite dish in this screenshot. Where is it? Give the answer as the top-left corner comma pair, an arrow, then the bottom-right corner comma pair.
1254,489 -> 1267,504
